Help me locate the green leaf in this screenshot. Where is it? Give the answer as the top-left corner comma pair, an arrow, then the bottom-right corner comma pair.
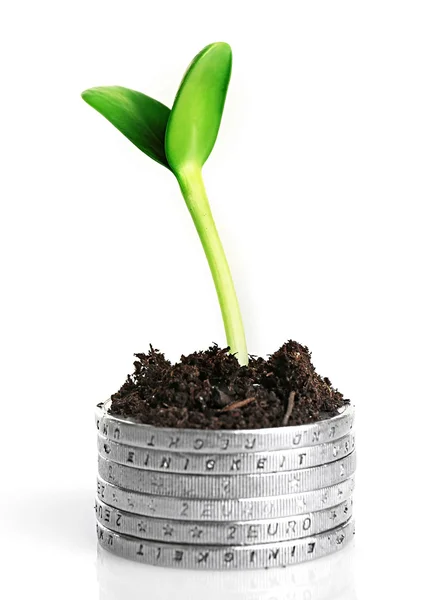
81,86 -> 171,169
165,42 -> 232,173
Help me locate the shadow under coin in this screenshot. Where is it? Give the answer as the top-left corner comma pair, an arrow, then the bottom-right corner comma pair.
97,541 -> 357,600
8,488 -> 95,553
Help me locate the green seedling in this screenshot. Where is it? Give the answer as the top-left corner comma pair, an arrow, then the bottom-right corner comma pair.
82,43 -> 248,365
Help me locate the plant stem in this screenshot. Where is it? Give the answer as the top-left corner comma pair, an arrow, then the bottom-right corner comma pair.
176,165 -> 248,366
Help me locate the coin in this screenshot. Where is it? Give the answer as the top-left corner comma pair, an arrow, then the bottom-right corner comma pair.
98,451 -> 356,498
96,518 -> 355,569
97,538 -> 355,598
97,475 -> 355,521
97,433 -> 355,474
95,496 -> 353,544
96,401 -> 354,453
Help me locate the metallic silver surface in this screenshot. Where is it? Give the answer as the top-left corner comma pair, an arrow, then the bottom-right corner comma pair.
96,518 -> 355,569
95,402 -> 357,568
96,401 -> 354,453
95,496 -> 353,544
97,433 -> 355,474
98,451 -> 356,498
97,540 -> 356,599
97,475 -> 355,521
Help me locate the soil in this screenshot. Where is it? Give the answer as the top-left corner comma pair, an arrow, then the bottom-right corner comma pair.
109,340 -> 349,430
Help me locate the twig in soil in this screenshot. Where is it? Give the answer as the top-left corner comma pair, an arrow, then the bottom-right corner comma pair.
282,391 -> 296,426
220,397 -> 257,412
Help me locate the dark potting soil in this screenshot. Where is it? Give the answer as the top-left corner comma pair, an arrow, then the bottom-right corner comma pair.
110,340 -> 349,430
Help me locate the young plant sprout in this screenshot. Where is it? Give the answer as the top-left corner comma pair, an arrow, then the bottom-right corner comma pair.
82,43 -> 248,365
88,44 -> 355,570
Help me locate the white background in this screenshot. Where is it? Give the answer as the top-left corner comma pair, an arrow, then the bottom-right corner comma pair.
1,1 -> 446,598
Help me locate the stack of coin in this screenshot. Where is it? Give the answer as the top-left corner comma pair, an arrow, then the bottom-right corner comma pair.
95,401 -> 355,569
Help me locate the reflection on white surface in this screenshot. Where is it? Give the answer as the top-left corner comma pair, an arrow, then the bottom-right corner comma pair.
97,542 -> 356,600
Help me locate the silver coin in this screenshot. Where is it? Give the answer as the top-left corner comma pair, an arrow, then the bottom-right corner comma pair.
97,475 -> 355,521
97,542 -> 355,598
98,451 -> 356,498
96,518 -> 355,569
97,433 -> 355,475
97,542 -> 355,600
95,496 -> 353,545
96,401 -> 354,453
